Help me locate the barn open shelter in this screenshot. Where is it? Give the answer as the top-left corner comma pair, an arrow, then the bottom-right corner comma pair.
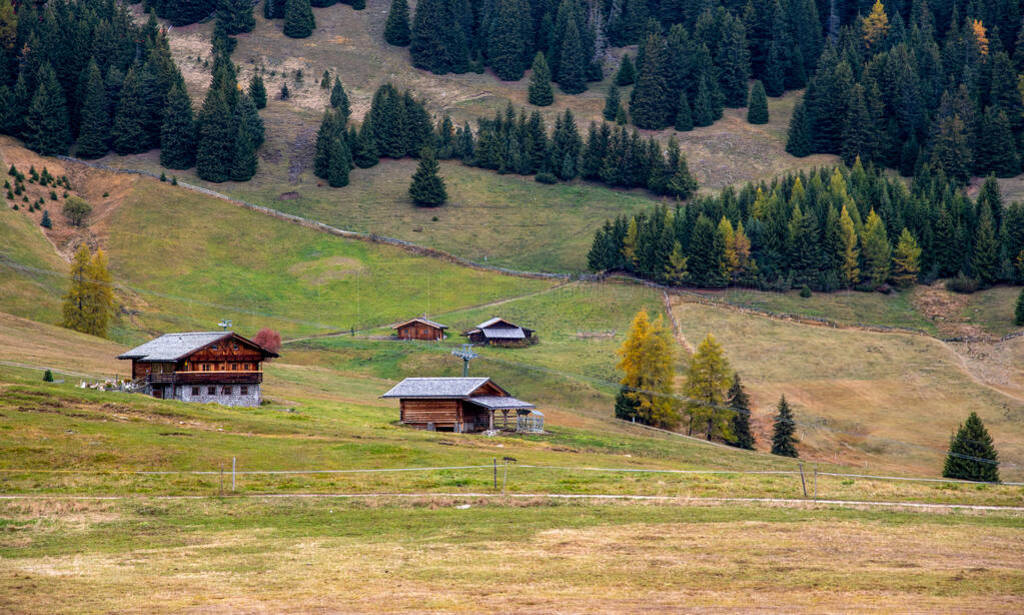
381,377 -> 540,433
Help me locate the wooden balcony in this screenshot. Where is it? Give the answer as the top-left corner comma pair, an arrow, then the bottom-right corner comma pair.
146,371 -> 262,385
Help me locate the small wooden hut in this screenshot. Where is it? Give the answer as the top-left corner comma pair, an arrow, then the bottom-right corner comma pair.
393,317 -> 448,341
464,317 -> 535,347
381,377 -> 538,433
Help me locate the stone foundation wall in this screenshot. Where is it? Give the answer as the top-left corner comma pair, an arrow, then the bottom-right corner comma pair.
174,384 -> 261,407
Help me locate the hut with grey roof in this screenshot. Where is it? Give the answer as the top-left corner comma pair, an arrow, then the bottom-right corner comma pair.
464,317 -> 535,347
381,377 -> 541,433
117,331 -> 278,407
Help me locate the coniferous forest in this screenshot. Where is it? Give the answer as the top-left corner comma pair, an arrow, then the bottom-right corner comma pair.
588,163 -> 1024,291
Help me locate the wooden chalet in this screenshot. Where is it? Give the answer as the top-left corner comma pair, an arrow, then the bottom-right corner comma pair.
464,317 -> 535,347
393,317 -> 448,341
117,331 -> 278,407
381,377 -> 541,433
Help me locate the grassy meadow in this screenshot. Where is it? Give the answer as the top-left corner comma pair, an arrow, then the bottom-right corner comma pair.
1,497 -> 1022,614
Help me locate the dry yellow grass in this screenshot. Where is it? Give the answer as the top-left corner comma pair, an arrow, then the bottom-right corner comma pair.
670,298 -> 1024,481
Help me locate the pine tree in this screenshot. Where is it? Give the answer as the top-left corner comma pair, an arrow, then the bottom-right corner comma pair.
330,77 -> 350,119
248,74 -> 267,109
283,0 -> 315,38
353,120 -> 379,168
861,209 -> 891,286
24,64 -> 70,156
603,83 -> 620,121
195,87 -> 235,183
975,107 -> 1020,177
785,100 -> 813,157
747,81 -> 769,124
617,310 -> 678,428
326,131 -> 352,187
110,68 -> 148,155
557,17 -> 586,94
629,34 -> 671,129
409,147 -> 446,206
487,0 -> 529,81
527,52 -> 553,106
265,0 -> 287,18
692,74 -> 715,128
218,0 -> 255,34
43,369 -> 53,382
614,54 -> 635,86
666,151 -> 697,199
684,333 -> 732,440
40,209 -> 52,229
891,228 -> 921,288
674,91 -> 693,131
727,373 -> 755,450
75,59 -> 110,160
384,0 -> 411,46
717,14 -> 751,107
840,84 -> 872,165
230,113 -> 258,181
770,395 -> 798,457
943,412 -> 999,482
973,203 -> 1001,286
160,81 -> 196,170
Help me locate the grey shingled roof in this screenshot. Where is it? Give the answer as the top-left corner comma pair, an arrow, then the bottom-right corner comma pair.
117,331 -> 232,362
381,377 -> 496,398
464,396 -> 535,410
477,317 -> 517,329
482,327 -> 526,339
393,317 -> 449,330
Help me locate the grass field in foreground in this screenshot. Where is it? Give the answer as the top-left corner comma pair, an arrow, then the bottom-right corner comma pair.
0,498 -> 1021,614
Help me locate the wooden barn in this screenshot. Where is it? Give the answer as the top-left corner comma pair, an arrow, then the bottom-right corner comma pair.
393,317 -> 448,341
117,331 -> 278,407
464,317 -> 535,346
381,377 -> 540,433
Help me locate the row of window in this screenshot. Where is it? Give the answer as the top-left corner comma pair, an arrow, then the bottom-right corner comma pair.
195,363 -> 256,372
191,386 -> 249,396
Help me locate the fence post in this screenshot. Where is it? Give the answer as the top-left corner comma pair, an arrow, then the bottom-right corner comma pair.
493,458 -> 497,491
220,463 -> 224,497
232,457 -> 236,492
798,462 -> 807,498
813,464 -> 818,499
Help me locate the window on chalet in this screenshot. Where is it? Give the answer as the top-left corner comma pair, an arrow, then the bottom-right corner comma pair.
208,386 -> 216,395
240,386 -> 248,395
222,386 -> 232,395
202,363 -> 211,371
191,387 -> 200,396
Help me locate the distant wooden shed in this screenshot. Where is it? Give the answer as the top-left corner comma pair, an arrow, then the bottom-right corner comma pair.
381,377 -> 538,433
393,317 -> 448,341
464,317 -> 534,347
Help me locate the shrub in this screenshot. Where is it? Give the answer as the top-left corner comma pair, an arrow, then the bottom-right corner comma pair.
62,196 -> 93,227
945,273 -> 979,294
799,285 -> 811,298
535,172 -> 558,184
43,369 -> 53,382
253,327 -> 282,354
40,210 -> 52,228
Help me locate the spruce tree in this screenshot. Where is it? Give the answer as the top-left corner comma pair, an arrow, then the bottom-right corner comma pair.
527,52 -> 553,106
770,395 -> 798,457
353,120 -> 379,168
976,107 -> 1020,177
785,100 -> 812,156
487,0 -> 529,81
110,68 -> 147,155
943,412 -> 999,482
840,84 -> 872,166
330,77 -> 350,119
629,34 -> 671,129
218,0 -> 255,34
692,74 -> 715,128
314,109 -> 341,178
717,14 -> 751,107
557,17 -> 586,94
384,0 -> 411,46
265,0 -> 287,18
195,88 -> 235,182
1016,288 -> 1024,326
160,81 -> 197,170
727,373 -> 755,450
283,0 -> 315,38
747,81 -> 769,125
674,91 -> 693,131
230,113 -> 258,182
24,64 -> 70,156
973,203 -> 1001,286
326,131 -> 351,187
75,59 -> 110,160
614,54 -> 635,86
40,209 -> 52,228
248,74 -> 267,109
603,83 -> 620,121
409,147 -> 446,206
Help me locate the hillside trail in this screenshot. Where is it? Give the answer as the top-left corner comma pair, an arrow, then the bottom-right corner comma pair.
281,280 -> 574,344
